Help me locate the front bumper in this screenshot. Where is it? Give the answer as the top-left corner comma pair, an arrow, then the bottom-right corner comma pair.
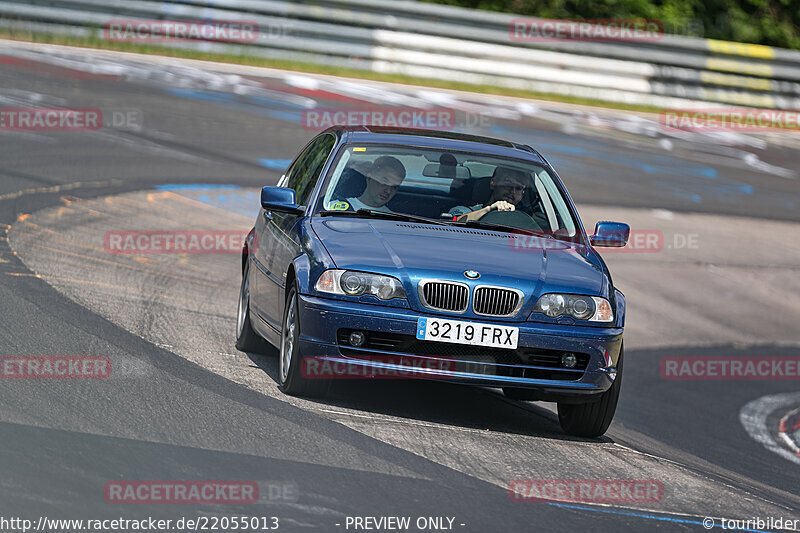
297,294 -> 623,400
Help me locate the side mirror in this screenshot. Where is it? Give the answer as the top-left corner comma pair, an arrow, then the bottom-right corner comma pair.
590,221 -> 630,247
261,186 -> 304,215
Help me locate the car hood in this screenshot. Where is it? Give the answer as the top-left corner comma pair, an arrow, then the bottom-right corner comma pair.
311,218 -> 606,301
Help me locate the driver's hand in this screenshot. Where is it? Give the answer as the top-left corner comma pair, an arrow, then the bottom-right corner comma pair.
490,201 -> 515,212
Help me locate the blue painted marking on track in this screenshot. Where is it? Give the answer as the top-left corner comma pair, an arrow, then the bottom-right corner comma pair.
245,93 -> 309,110
165,89 -> 305,124
546,503 -> 772,532
264,109 -> 303,122
166,89 -> 233,103
489,124 -> 755,204
161,87 -> 754,205
166,88 -> 306,110
259,159 -> 292,171
530,139 -> 718,180
701,168 -> 718,178
155,183 -> 261,220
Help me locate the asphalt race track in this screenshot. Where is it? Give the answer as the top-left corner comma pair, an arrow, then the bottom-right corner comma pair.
1,40 -> 799,532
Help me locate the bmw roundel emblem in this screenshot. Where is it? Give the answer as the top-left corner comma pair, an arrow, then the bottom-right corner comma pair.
464,270 -> 480,279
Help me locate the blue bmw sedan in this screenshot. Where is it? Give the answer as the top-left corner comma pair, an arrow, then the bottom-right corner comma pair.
236,126 -> 630,437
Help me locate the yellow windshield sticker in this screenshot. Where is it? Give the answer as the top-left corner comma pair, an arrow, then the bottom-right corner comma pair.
328,201 -> 350,211
352,147 -> 366,152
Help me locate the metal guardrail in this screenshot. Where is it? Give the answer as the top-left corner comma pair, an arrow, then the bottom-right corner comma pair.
1,0 -> 798,109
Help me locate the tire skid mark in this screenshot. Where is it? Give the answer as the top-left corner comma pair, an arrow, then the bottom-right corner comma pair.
10,235 -> 230,291
15,220 -> 109,254
42,196 -> 243,277
4,272 -> 208,307
13,189 -> 252,280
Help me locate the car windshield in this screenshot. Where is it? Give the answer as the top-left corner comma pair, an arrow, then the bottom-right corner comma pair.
316,143 -> 579,238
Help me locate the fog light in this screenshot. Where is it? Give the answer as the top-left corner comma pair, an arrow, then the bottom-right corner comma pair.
349,331 -> 366,347
561,353 -> 577,368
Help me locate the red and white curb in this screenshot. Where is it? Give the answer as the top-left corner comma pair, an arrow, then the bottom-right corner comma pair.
777,406 -> 800,455
740,392 -> 800,466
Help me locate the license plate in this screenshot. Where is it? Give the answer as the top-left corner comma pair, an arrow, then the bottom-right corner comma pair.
416,317 -> 518,349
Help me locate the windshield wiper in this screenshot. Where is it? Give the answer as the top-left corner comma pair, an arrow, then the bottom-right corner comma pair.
319,209 -> 452,227
458,220 -> 584,244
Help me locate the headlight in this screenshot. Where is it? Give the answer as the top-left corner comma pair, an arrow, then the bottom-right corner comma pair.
315,269 -> 406,300
533,294 -> 613,322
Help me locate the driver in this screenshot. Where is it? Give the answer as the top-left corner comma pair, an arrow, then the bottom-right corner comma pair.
448,166 -> 529,222
346,156 -> 406,212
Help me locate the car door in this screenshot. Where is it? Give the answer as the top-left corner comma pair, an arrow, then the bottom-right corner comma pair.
252,133 -> 336,331
250,138 -> 315,331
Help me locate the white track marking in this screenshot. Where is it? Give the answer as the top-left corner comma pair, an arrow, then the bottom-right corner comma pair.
740,392 -> 800,465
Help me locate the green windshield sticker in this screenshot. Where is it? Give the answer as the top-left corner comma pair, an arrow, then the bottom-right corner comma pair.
328,200 -> 350,211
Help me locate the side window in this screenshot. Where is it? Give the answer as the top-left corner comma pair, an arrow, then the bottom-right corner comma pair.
285,134 -> 336,206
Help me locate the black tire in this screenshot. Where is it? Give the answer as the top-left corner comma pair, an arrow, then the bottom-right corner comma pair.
278,282 -> 325,397
557,345 -> 623,438
502,387 -> 538,401
235,259 -> 269,353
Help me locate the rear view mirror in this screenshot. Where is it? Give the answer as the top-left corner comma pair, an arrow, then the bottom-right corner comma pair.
590,221 -> 630,247
422,163 -> 471,179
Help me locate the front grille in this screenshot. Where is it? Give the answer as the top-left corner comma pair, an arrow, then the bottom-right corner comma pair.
473,286 -> 522,316
336,329 -> 589,381
419,280 -> 469,313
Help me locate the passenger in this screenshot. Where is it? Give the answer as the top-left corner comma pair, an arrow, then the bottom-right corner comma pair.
448,166 -> 529,222
346,156 -> 406,212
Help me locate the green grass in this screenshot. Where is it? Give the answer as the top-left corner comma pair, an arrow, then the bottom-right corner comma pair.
0,29 -> 663,114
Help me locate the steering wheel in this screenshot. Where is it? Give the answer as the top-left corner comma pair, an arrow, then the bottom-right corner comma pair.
478,208 -> 543,231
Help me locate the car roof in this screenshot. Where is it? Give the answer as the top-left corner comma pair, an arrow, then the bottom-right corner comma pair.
327,126 -> 547,164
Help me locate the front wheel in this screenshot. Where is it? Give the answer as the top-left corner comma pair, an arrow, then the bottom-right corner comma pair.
279,283 -> 325,397
557,346 -> 623,438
